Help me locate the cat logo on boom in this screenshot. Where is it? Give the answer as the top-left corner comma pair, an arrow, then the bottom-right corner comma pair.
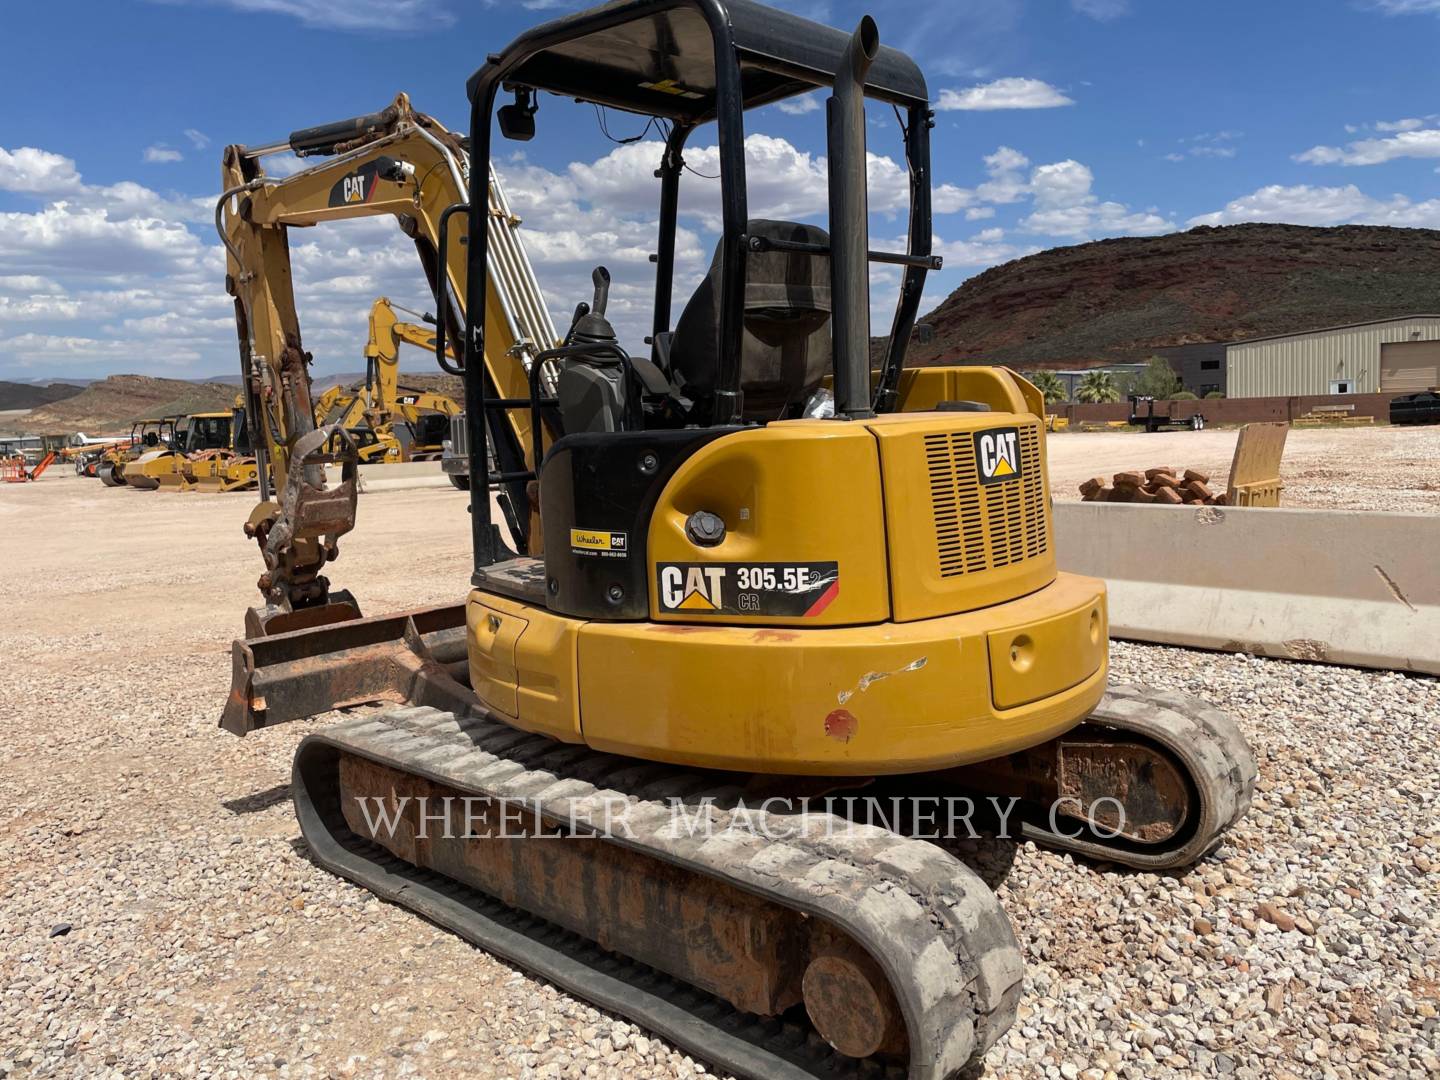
973,426 -> 1023,484
327,164 -> 381,208
341,174 -> 371,203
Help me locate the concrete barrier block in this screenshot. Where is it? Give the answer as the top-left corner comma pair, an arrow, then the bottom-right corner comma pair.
1054,503 -> 1440,675
324,460 -> 453,492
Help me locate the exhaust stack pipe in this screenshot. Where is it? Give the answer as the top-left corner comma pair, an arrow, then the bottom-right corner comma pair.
828,16 -> 879,419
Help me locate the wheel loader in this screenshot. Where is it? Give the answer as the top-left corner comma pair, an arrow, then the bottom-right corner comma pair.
215,4 -> 1256,1075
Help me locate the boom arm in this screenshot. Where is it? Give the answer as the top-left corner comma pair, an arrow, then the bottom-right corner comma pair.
218,93 -> 557,632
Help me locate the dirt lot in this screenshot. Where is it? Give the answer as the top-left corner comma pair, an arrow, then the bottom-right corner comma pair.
1,471 -> 1436,1079
1047,424 -> 1440,512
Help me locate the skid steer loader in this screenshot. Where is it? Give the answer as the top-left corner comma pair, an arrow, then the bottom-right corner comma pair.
216,5 -> 1256,1076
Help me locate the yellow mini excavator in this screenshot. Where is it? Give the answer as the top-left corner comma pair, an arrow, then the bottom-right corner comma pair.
216,6 -> 1256,1076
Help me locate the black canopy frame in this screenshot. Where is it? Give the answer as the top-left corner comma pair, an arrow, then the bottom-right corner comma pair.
460,0 -> 937,571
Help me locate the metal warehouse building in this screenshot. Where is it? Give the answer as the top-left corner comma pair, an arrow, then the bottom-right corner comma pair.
1227,314 -> 1440,398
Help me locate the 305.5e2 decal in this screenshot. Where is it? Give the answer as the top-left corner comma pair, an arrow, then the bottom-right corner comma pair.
656,561 -> 839,617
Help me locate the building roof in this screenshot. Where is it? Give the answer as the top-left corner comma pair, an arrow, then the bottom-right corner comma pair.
1229,314 -> 1440,347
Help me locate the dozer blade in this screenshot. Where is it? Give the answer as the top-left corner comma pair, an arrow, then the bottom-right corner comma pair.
221,602 -> 473,736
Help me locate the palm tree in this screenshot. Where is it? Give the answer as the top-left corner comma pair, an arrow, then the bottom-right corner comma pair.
1076,370 -> 1121,404
1029,370 -> 1068,405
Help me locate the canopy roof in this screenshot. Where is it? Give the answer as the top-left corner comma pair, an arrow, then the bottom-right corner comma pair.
467,0 -> 929,121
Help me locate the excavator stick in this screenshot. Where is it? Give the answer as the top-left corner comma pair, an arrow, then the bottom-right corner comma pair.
221,602 -> 471,736
243,426 -> 362,638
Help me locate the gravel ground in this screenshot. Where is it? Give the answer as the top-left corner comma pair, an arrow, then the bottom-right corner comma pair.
1,475 -> 1437,1079
1046,425 -> 1440,512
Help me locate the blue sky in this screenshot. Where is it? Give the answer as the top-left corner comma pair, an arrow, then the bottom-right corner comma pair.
2,0 -> 1439,380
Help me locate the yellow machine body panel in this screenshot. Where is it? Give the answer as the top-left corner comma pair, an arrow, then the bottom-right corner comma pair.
464,382 -> 1109,775
867,412 -> 1055,623
647,423 -> 890,626
587,572 -> 1101,773
467,593 -> 583,742
987,591 -> 1107,710
467,573 -> 1104,774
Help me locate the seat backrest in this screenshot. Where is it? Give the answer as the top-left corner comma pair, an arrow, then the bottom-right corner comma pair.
670,219 -> 832,421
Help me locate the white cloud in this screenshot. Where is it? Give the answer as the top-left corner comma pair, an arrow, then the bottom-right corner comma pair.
976,146 -> 1031,204
0,148 -> 85,195
1167,131 -> 1241,162
0,146 -> 426,377
1021,159 -> 1173,237
257,151 -> 310,178
965,206 -> 996,220
0,145 -> 203,226
0,275 -> 62,292
1030,160 -> 1094,209
143,146 -> 183,164
1188,183 -> 1440,227
1295,128 -> 1440,166
1366,0 -> 1440,13
775,94 -> 821,116
1375,117 -> 1425,132
1180,130 -> 1242,144
184,129 -> 211,150
936,78 -> 1074,112
1072,0 -> 1129,18
932,227 -> 1029,267
150,0 -> 454,30
0,202 -> 211,277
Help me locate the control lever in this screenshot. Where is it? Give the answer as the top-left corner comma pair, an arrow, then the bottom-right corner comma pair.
590,266 -> 610,317
564,301 -> 591,345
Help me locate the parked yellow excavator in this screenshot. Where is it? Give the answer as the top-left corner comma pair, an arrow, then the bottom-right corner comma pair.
313,297 -> 460,462
216,6 -> 1255,1076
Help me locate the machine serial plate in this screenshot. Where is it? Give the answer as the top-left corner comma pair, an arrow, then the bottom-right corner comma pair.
656,562 -> 839,617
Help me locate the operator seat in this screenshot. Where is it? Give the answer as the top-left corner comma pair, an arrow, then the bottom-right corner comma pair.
668,219 -> 833,421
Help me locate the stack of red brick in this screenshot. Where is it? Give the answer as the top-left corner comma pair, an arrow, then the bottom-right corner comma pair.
1078,467 -> 1227,505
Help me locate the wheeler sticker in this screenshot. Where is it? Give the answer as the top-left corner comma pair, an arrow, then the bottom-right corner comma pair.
570,529 -> 628,558
974,426 -> 1023,484
656,562 -> 839,617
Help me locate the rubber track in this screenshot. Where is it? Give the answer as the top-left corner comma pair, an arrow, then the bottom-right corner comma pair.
1016,683 -> 1258,870
293,707 -> 1025,1080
